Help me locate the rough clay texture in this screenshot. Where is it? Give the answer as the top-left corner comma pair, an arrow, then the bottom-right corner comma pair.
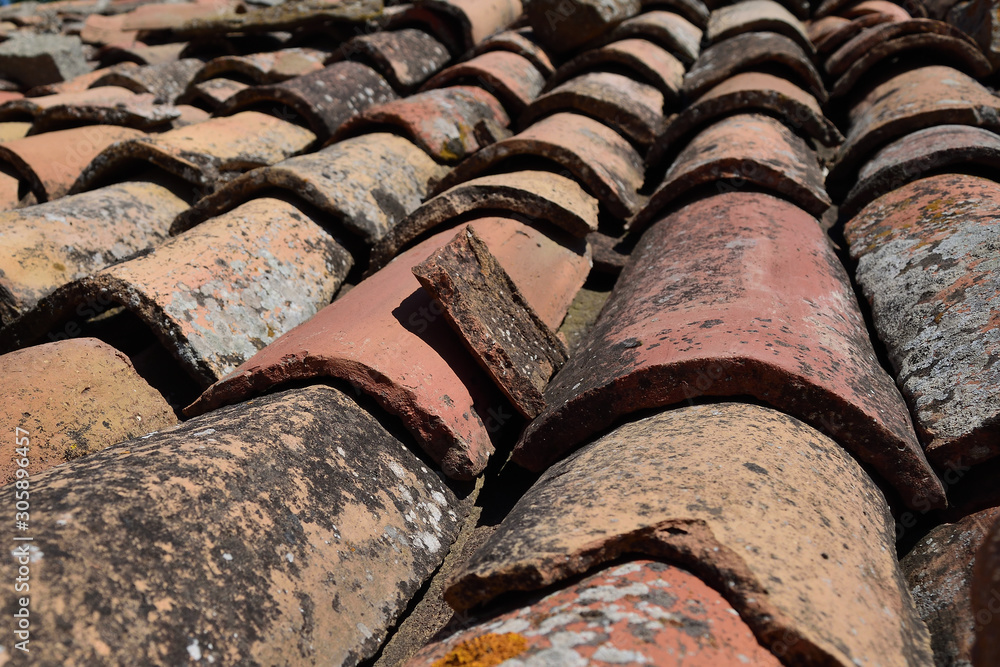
171,132 -> 449,243
902,506 -> 1000,667
410,559 -> 781,666
422,51 -> 545,116
473,28 -> 556,76
413,227 -> 568,418
452,403 -> 934,666
0,86 -> 180,131
0,33 -> 89,88
0,180 -> 188,326
637,112 -> 831,228
515,191 -> 945,510
369,170 -> 598,272
547,37 -> 685,102
706,0 -> 812,53
0,338 -> 177,485
435,112 -> 645,219
845,174 -> 1000,470
187,218 -> 588,480
339,28 -> 451,92
526,0 -> 641,54
0,385 -> 466,666
605,10 -> 702,64
973,513 -> 1000,666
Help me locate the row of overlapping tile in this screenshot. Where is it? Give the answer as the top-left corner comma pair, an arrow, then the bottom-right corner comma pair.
1,0 -> 999,664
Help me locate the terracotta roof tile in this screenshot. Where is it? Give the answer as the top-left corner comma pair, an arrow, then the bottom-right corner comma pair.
841,124 -> 1000,217
167,0 -> 380,40
413,227 -> 569,418
514,190 -> 944,509
188,217 -> 589,479
369,170 -> 599,272
683,31 -> 827,101
0,124 -> 144,203
411,559 -> 782,666
0,384 -> 466,665
171,132 -> 449,245
816,0 -> 921,18
601,9 -> 702,64
0,179 -> 187,325
842,0 -> 914,20
24,64 -> 116,96
100,41 -> 191,67
176,76 -> 247,110
434,112 -> 645,219
845,174 -> 1000,472
417,0 -> 524,53
333,85 -> 510,163
452,402 -> 934,665
522,71 -> 665,149
89,57 -> 203,103
813,12 -> 899,54
526,0 -> 640,54
215,61 -> 397,141
70,110 -> 316,196
0,86 -> 180,131
546,37 -> 685,103
192,47 -> 329,86
420,51 -> 545,116
807,14 -> 850,43
472,27 -> 555,77
705,0 -> 813,53
643,0 -> 711,28
0,337 -> 177,485
335,28 -> 451,93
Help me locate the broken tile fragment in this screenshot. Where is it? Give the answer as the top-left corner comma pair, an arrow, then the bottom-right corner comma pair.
421,51 -> 544,116
71,111 -> 316,196
902,506 -> 1000,667
171,132 -> 448,243
336,28 -> 451,92
706,0 -> 812,53
435,112 -> 645,219
334,85 -> 509,163
603,10 -> 702,64
526,0 -> 640,54
188,218 -> 589,480
0,124 -> 144,203
453,402 -> 935,666
410,559 -> 782,666
515,190 -> 945,510
369,170 -> 598,272
0,338 -> 177,485
845,174 -> 1000,471
547,38 -> 684,103
842,125 -> 1000,218
413,227 -> 568,418
0,179 -> 188,325
0,33 -> 89,88
215,61 -> 396,141
683,31 -> 827,101
0,384 -> 466,665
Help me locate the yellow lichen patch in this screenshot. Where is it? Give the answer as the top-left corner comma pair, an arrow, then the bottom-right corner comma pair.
432,633 -> 528,667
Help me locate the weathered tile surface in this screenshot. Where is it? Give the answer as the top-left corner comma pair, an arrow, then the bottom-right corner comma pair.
472,27 -> 555,76
421,51 -> 544,116
421,0 -> 524,52
604,9 -> 702,64
193,48 -> 329,86
413,227 -> 568,418
453,403 -> 935,666
0,337 -> 177,485
0,33 -> 89,88
706,0 -> 812,53
337,28 -> 451,92
845,174 -> 1000,471
526,0 -> 640,54
814,12 -> 898,54
974,514 -> 1000,666
0,86 -> 179,131
410,559 -> 781,666
515,190 -> 945,509
171,132 -> 448,244
548,37 -> 684,103
0,180 -> 188,325
435,112 -> 645,219
369,170 -> 598,272
0,384 -> 466,666
90,58 -> 203,104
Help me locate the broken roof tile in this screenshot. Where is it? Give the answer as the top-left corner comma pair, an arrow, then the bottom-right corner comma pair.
412,559 -> 782,666
413,227 -> 569,418
0,33 -> 90,89
188,217 -> 588,480
683,31 -> 827,102
418,0 -> 523,52
902,506 -> 1000,667
89,58 -> 203,103
70,110 -> 316,196
546,37 -> 684,103
0,124 -> 144,203
0,86 -> 180,131
170,132 -> 449,245
452,402 -> 934,666
0,179 -> 187,326
827,66 -> 1000,197
0,337 -> 177,485
522,71 -> 665,150
369,170 -> 599,272
421,51 -> 544,117
193,47 -> 329,86
826,19 -> 992,98
0,384 -> 466,665
472,27 -> 555,77
434,112 -> 645,219
706,0 -> 813,53
845,174 -> 1000,472
7,198 -> 351,386
650,72 -> 842,169
602,10 -> 702,65
333,85 -> 509,163
526,0 -> 640,54
637,113 -> 831,226
215,61 -> 396,141
514,190 -> 945,509
842,125 -> 1000,218
335,28 -> 451,93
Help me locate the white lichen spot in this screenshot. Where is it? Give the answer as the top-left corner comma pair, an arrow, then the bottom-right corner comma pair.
193,429 -> 216,437
187,639 -> 202,661
222,553 -> 233,561
286,552 -> 294,563
592,646 -> 650,664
